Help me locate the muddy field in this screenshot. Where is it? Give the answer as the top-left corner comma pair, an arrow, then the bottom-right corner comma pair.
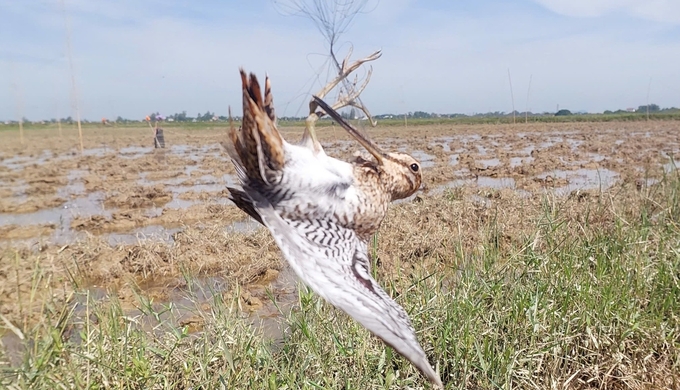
0,121 -> 678,332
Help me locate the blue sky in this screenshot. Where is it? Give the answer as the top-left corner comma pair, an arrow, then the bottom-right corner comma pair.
1,0 -> 679,121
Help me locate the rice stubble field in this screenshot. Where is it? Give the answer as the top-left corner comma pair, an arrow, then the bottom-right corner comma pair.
0,120 -> 679,388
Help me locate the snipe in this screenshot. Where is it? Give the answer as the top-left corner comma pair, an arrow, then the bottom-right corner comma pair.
225,69 -> 441,387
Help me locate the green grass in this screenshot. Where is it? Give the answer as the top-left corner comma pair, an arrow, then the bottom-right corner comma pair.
2,111 -> 680,133
1,178 -> 679,388
366,111 -> 680,126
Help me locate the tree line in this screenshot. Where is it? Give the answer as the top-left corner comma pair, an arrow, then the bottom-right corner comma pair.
2,104 -> 678,125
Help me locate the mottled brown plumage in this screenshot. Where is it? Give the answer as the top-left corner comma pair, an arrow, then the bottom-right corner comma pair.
313,96 -> 422,239
225,70 -> 441,387
229,70 -> 284,186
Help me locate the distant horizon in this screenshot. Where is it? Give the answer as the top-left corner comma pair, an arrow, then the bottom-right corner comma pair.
1,1 -> 678,121
2,104 -> 677,124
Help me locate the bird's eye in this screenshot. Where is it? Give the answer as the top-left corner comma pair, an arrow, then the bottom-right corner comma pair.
410,163 -> 419,172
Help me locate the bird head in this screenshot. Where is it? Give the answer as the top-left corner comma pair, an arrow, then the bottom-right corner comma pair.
312,96 -> 422,201
381,152 -> 422,200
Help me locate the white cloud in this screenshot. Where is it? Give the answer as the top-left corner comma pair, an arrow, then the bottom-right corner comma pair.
533,0 -> 680,23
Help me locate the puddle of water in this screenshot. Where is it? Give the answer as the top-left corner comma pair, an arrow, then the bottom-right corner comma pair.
457,134 -> 482,142
0,161 -> 239,248
144,207 -> 165,218
440,177 -> 516,190
449,154 -> 459,166
410,150 -> 435,168
510,157 -> 534,167
588,153 -> 606,162
567,139 -> 584,150
452,168 -> 471,178
518,144 -> 534,155
8,183 -> 30,198
248,266 -> 299,347
185,165 -> 201,175
429,136 -> 454,152
476,158 -> 501,169
196,175 -> 219,184
662,154 -> 677,174
116,146 -> 159,160
82,147 -> 115,157
0,150 -> 56,170
223,174 -> 237,186
0,191 -> 113,247
105,225 -> 181,246
164,197 -> 200,210
0,192 -> 109,229
47,265 -> 301,353
58,169 -> 88,198
138,173 -> 187,187
168,143 -> 225,164
477,176 -> 516,188
543,136 -> 564,147
537,168 -> 619,195
120,146 -> 153,155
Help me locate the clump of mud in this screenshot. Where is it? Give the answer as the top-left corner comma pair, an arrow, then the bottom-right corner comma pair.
104,185 -> 172,209
0,196 -> 66,213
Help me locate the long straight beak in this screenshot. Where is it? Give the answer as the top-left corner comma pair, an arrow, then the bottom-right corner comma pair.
312,96 -> 385,164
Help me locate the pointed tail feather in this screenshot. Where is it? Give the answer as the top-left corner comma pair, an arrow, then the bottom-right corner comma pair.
229,69 -> 286,187
226,187 -> 264,225
264,75 -> 276,124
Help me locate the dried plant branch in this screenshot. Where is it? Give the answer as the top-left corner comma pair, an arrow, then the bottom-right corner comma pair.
306,49 -> 381,132
312,49 -> 381,105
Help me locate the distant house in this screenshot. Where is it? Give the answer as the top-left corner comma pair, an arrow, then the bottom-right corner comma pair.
626,108 -> 636,112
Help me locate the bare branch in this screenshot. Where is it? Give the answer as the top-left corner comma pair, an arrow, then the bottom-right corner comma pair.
331,67 -> 372,110
341,46 -> 353,73
316,50 -> 381,100
311,66 -> 377,127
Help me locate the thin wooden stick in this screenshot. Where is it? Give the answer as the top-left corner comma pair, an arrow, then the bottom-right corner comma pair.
646,77 -> 652,121
525,74 -> 532,124
10,63 -> 24,145
61,0 -> 83,153
508,68 -> 516,124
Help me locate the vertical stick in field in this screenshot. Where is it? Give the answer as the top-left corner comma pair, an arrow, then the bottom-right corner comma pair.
525,74 -> 532,124
9,63 -> 24,145
18,119 -> 24,145
61,0 -> 84,153
507,68 -> 515,124
646,77 -> 652,121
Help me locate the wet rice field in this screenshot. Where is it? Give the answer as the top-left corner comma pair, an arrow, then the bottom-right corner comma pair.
0,121 -> 678,339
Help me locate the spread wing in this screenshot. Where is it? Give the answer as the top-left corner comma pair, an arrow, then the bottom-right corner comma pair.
246,190 -> 442,387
